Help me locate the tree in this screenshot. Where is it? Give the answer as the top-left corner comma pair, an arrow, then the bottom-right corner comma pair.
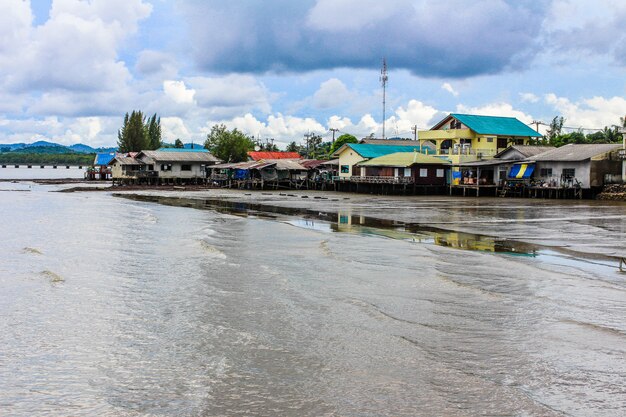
174,138 -> 185,148
117,110 -> 148,152
329,133 -> 358,155
147,114 -> 162,150
258,140 -> 279,152
546,116 -> 564,146
285,141 -> 301,154
204,124 -> 254,162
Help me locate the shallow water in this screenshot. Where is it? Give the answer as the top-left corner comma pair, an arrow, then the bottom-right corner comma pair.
1,184 -> 625,416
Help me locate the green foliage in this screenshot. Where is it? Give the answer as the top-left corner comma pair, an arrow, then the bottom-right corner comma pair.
329,133 -> 358,155
204,124 -> 254,162
546,116 -> 564,146
117,111 -> 148,152
117,110 -> 162,152
0,153 -> 94,165
544,115 -> 623,146
174,138 -> 184,148
258,141 -> 279,151
285,141 -> 301,154
147,114 -> 162,150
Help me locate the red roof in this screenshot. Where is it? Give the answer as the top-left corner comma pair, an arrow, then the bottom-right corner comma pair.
247,151 -> 301,161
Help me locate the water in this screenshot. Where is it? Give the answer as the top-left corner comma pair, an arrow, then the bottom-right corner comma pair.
1,184 -> 625,416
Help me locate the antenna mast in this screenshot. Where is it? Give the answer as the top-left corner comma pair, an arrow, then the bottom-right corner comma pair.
380,58 -> 388,140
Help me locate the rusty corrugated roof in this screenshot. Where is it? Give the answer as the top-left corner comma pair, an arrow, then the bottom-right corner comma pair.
247,151 -> 301,160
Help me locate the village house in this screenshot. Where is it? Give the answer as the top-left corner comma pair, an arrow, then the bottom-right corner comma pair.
418,113 -> 542,164
109,148 -> 220,184
331,143 -> 426,179
209,158 -> 309,189
355,151 -> 450,186
526,143 -> 623,192
451,145 -> 555,195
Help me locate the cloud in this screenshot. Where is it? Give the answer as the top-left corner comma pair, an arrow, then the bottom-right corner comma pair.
545,93 -> 626,129
189,75 -> 272,115
161,116 -> 191,141
520,92 -> 540,103
441,83 -> 459,97
179,0 -> 548,78
163,80 -> 195,104
135,50 -> 179,79
455,102 -> 535,124
0,0 -> 151,96
312,78 -> 354,109
542,0 -> 626,66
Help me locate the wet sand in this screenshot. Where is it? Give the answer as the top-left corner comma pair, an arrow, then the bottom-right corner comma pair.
114,188 -> 626,260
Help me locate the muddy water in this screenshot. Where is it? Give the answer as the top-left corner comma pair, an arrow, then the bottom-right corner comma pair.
1,184 -> 625,416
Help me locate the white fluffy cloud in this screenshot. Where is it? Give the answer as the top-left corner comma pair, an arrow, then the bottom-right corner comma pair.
0,0 -> 151,95
312,78 -> 354,109
163,80 -> 195,104
545,93 -> 626,129
161,117 -> 191,141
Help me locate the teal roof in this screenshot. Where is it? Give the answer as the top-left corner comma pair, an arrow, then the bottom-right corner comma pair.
450,114 -> 542,137
156,147 -> 209,152
345,144 -> 424,158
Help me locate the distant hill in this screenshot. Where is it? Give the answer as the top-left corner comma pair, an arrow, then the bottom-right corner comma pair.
10,145 -> 77,154
0,141 -> 117,154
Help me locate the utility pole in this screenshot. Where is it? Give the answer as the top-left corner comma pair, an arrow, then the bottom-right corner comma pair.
304,132 -> 313,158
531,120 -> 543,144
329,128 -> 339,144
380,58 -> 388,140
412,125 -> 420,151
619,122 -> 626,184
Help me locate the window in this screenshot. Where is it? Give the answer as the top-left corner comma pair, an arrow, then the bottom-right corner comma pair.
340,165 -> 350,173
161,164 -> 172,171
436,169 -> 444,178
487,137 -> 494,143
404,168 -> 411,177
540,168 -> 552,177
419,168 -> 428,177
181,164 -> 192,171
562,168 -> 575,178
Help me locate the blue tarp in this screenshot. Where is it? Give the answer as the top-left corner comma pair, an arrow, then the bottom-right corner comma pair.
95,153 -> 115,166
233,169 -> 249,180
508,163 -> 535,179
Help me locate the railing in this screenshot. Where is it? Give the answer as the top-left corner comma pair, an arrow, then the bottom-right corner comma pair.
438,148 -> 496,157
339,176 -> 415,184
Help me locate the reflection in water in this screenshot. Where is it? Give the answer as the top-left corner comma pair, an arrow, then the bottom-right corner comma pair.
120,194 -> 544,257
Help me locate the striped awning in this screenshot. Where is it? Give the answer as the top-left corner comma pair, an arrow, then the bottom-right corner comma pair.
508,163 -> 535,179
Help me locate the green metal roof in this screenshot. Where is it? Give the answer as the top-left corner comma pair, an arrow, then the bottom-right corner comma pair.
344,144 -> 423,158
450,114 -> 542,137
358,152 -> 450,167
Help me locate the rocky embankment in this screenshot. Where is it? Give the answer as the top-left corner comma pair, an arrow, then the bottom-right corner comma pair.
596,184 -> 626,201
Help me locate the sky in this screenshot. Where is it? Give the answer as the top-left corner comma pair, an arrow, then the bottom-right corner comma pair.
0,0 -> 625,149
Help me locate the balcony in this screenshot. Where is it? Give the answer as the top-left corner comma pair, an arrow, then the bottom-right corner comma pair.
437,148 -> 496,158
419,128 -> 474,141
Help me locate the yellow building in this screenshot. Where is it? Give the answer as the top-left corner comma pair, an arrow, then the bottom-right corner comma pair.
418,113 -> 542,164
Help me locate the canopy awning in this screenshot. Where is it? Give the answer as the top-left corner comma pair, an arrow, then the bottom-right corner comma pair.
508,163 -> 535,179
